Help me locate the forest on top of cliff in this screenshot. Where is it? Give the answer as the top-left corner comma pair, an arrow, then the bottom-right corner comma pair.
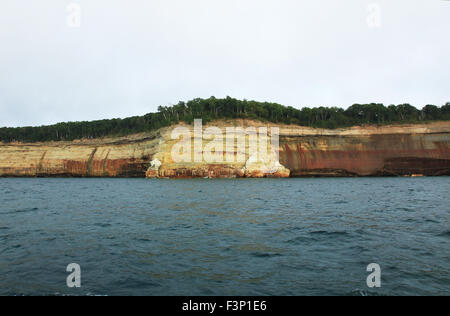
1,97 -> 450,143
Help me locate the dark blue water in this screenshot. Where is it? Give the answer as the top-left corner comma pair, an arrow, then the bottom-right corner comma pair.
0,178 -> 449,296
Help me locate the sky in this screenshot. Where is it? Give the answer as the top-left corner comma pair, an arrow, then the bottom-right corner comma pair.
0,0 -> 449,127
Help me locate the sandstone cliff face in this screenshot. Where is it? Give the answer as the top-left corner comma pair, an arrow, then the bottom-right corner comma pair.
0,121 -> 449,178
0,133 -> 160,177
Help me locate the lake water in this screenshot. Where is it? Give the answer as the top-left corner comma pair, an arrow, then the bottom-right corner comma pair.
0,177 -> 449,296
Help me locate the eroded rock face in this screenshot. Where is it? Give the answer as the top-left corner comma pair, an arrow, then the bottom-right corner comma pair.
0,120 -> 449,178
145,158 -> 162,178
0,133 -> 161,177
243,153 -> 290,178
280,129 -> 450,177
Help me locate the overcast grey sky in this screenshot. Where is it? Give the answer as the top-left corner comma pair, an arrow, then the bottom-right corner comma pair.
0,0 -> 449,127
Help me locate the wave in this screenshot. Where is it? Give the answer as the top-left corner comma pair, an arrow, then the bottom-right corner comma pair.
1,207 -> 39,215
309,230 -> 351,237
437,230 -> 450,238
250,252 -> 283,258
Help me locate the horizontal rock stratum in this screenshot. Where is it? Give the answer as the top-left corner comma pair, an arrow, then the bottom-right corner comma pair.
0,120 -> 449,178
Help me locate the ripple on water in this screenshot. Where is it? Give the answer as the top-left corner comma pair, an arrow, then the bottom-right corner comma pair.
286,230 -> 352,244
0,244 -> 21,255
250,252 -> 283,258
396,207 -> 414,212
285,235 -> 313,245
309,230 -> 351,238
1,207 -> 39,215
437,231 -> 450,238
348,289 -> 384,296
93,223 -> 112,228
134,238 -> 153,242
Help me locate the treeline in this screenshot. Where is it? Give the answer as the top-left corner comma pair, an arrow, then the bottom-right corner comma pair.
1,97 -> 449,143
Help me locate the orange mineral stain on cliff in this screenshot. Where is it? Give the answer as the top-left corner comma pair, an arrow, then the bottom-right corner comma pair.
0,120 -> 449,178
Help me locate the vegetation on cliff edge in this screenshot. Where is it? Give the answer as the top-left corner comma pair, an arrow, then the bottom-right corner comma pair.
1,97 -> 450,143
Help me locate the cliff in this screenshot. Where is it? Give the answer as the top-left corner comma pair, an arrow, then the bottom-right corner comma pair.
0,120 -> 449,178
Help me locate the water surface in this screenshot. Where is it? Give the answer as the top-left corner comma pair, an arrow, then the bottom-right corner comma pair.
0,177 -> 449,295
